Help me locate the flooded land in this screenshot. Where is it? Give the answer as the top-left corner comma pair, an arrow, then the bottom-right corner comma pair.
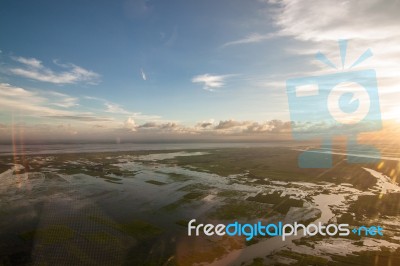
0,146 -> 399,265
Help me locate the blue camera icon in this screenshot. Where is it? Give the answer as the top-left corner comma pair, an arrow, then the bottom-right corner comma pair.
286,43 -> 382,168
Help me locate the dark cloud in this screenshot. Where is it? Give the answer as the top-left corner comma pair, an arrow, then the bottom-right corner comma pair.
138,122 -> 159,128
197,122 -> 213,128
214,120 -> 246,130
160,122 -> 179,130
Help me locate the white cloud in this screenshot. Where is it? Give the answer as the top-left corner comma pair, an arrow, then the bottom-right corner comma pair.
83,96 -> 162,121
44,115 -> 114,122
126,118 -> 291,135
105,103 -> 130,114
124,117 -> 137,131
116,119 -> 293,139
47,91 -> 78,108
222,32 -> 274,47
0,83 -> 113,124
0,83 -> 71,116
13,56 -> 42,68
105,104 -> 162,120
9,56 -> 100,85
130,112 -> 162,121
192,74 -> 231,91
51,98 -> 78,108
195,119 -> 215,129
267,0 -> 400,122
270,0 -> 400,41
140,68 -> 147,81
210,119 -> 290,134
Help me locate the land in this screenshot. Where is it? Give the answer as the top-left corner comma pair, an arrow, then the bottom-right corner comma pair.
0,146 -> 399,265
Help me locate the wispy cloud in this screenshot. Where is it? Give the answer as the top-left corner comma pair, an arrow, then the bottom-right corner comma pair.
43,115 -> 113,122
0,83 -> 69,116
0,83 -> 112,124
47,91 -> 78,108
84,96 -> 162,121
104,102 -> 161,120
140,68 -> 147,81
13,57 -> 42,68
222,32 -> 273,47
105,103 -> 130,114
130,112 -> 162,121
270,0 -> 400,41
9,56 -> 100,85
192,74 -> 231,91
83,96 -> 131,115
268,0 -> 400,121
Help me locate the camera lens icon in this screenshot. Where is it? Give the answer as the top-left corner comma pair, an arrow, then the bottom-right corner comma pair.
287,69 -> 381,137
286,41 -> 383,168
286,69 -> 382,168
327,81 -> 371,125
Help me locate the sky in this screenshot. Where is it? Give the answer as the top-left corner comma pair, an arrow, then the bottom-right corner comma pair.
0,0 -> 399,143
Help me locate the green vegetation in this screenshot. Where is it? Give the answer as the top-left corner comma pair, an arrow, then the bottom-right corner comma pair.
180,245 -> 226,265
175,219 -> 190,227
64,244 -> 98,265
329,249 -> 400,266
88,216 -> 162,239
217,190 -> 243,197
247,192 -> 303,214
145,180 -> 167,185
162,191 -> 205,211
245,238 -> 261,246
349,193 -> 400,218
3,147 -> 396,191
84,232 -> 120,244
101,175 -> 123,184
247,257 -> 266,266
183,191 -> 204,200
58,164 -> 132,181
20,225 -> 75,245
273,250 -> 329,266
336,213 -> 356,225
179,183 -> 212,191
2,147 -> 399,265
209,200 -> 274,220
160,148 -> 382,190
176,236 -> 243,265
166,172 -> 191,182
0,151 -> 137,181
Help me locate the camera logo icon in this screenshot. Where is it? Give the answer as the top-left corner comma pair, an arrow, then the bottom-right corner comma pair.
286,40 -> 382,168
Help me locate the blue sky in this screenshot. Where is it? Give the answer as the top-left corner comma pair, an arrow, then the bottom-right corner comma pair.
0,0 -> 399,142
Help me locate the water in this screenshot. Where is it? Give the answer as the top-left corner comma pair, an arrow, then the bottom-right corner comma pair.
0,142 -> 292,156
1,147 -> 398,265
208,193 -> 347,266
